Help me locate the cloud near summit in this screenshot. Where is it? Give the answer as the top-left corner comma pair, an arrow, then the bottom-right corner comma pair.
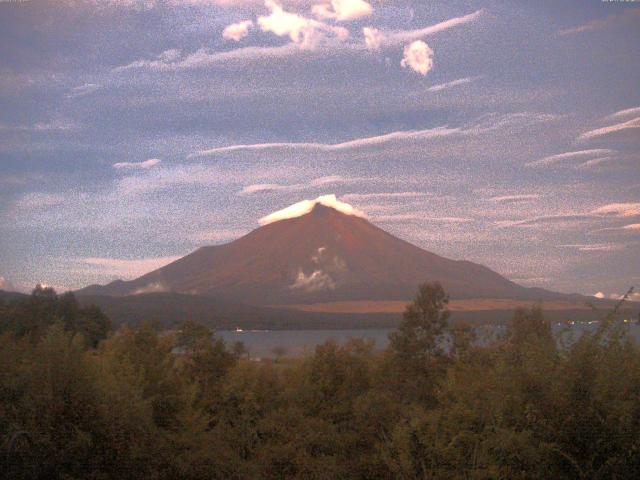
258,194 -> 366,225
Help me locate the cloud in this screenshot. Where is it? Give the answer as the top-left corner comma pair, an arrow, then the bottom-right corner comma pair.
558,9 -> 640,36
190,125 -> 460,157
578,117 -> 640,141
0,276 -> 15,292
387,9 -> 484,45
258,194 -> 365,225
131,282 -> 169,295
575,156 -> 616,170
496,214 -> 596,228
15,193 -> 65,210
312,0 -> 372,22
623,223 -> 640,231
239,175 -> 358,195
559,243 -> 625,252
591,203 -> 640,218
66,83 -> 101,98
290,269 -> 335,292
113,158 -> 161,170
77,256 -> 181,279
343,192 -> 430,201
488,194 -> 541,203
257,0 -> 348,49
607,106 -> 640,120
400,40 -> 434,76
113,44 -> 299,72
0,119 -> 77,132
427,77 -> 478,92
373,214 -> 472,223
222,20 -> 254,41
112,9 -> 483,73
525,149 -> 614,168
362,27 -> 384,50
594,292 -> 605,299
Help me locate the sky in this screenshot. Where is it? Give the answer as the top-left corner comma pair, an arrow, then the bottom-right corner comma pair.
0,0 -> 639,299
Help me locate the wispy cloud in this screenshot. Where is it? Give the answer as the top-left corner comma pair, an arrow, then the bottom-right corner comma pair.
427,76 -> 478,92
239,175 -> 362,195
488,194 -> 540,203
66,83 -> 102,98
559,243 -> 625,252
113,158 -> 161,170
190,126 -> 460,157
607,106 -> 640,120
525,149 -> 614,168
558,8 -> 640,36
113,9 -> 484,72
578,117 -> 640,141
342,192 -> 430,202
385,9 -> 485,45
591,203 -> 640,218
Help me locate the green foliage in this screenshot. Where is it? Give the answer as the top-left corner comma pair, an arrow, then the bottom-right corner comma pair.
0,285 -> 110,347
1,285 -> 640,479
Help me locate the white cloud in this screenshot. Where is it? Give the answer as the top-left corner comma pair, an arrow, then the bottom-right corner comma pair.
258,194 -> 366,225
578,117 -> 640,141
623,223 -> 640,231
427,77 -> 478,92
343,191 -> 430,201
387,9 -> 484,45
591,203 -> 640,218
575,156 -> 616,170
190,125 -> 459,157
257,0 -> 348,49
608,106 -> 640,120
362,27 -> 385,50
131,282 -> 169,295
66,83 -> 101,98
113,158 -> 161,170
222,20 -> 254,41
525,149 -> 614,168
239,175 -> 358,195
290,269 -> 335,292
112,9 -> 483,72
401,40 -> 434,76
489,194 -> 540,203
0,276 -> 15,292
594,292 -> 605,299
312,0 -> 372,22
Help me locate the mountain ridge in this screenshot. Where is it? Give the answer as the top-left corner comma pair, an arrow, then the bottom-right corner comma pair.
77,203 -> 586,305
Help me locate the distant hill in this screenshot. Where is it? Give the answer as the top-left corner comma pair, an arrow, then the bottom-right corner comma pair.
77,203 -> 585,305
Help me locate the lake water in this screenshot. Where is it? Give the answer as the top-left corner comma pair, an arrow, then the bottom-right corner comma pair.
218,321 -> 640,358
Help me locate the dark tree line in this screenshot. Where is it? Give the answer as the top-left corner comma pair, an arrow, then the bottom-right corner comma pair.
1,283 -> 639,479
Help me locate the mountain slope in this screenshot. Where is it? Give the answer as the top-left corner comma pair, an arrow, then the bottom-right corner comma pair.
77,204 -> 576,304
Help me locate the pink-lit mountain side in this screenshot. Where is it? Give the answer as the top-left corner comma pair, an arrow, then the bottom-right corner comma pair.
78,202 -> 590,312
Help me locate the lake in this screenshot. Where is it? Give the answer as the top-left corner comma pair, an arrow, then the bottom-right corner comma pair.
218,320 -> 640,358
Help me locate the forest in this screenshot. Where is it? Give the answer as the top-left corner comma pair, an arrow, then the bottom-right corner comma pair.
1,283 -> 639,479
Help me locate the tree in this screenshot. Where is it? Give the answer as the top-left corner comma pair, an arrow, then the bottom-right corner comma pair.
389,282 -> 450,363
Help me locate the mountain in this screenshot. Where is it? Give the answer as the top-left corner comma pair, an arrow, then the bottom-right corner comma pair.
77,203 -> 577,305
